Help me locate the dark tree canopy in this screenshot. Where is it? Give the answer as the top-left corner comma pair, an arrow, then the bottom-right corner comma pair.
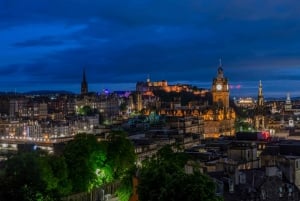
77,105 -> 98,116
138,145 -> 223,201
107,130 -> 136,178
0,152 -> 71,201
0,131 -> 137,200
63,132 -> 136,193
63,134 -> 111,192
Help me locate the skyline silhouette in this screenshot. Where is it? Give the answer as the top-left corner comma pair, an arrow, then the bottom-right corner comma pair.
1,1 -> 300,97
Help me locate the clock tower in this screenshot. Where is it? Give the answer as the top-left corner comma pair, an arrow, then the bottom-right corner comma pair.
211,62 -> 229,109
203,61 -> 235,138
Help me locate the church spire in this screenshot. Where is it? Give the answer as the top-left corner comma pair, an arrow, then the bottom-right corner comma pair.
286,92 -> 291,104
254,80 -> 266,130
285,92 -> 292,111
81,68 -> 88,94
217,59 -> 224,78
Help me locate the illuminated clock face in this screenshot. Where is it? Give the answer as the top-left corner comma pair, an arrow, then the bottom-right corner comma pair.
216,84 -> 222,90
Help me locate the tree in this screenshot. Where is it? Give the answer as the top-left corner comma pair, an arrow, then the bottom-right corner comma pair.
138,145 -> 223,201
106,131 -> 136,201
0,132 -> 136,200
77,105 -> 96,116
106,130 -> 136,179
63,134 -> 112,192
115,166 -> 137,201
63,131 -> 135,193
0,152 -> 71,201
46,155 -> 72,196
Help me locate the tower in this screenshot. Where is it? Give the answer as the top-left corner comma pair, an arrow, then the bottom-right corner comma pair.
211,60 -> 229,109
136,92 -> 143,111
254,80 -> 266,130
257,80 -> 264,107
204,60 -> 236,138
285,93 -> 292,111
81,68 -> 88,94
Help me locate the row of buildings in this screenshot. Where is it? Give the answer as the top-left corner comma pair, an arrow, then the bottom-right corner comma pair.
0,62 -> 289,141
2,65 -> 300,201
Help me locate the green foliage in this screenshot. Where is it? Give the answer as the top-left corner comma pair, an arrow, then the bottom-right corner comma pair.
107,131 -> 136,179
91,150 -> 113,188
0,131 -> 137,200
235,119 -> 254,132
107,131 -> 136,201
63,132 -> 136,193
77,105 -> 97,116
116,167 -> 136,201
63,134 -> 110,192
46,155 -> 72,196
138,145 -> 222,201
0,152 -> 71,201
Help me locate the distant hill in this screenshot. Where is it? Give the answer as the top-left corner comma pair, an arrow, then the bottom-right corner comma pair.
23,90 -> 75,95
0,90 -> 75,96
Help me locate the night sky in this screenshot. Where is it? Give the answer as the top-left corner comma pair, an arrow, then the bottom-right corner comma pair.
1,1 -> 300,97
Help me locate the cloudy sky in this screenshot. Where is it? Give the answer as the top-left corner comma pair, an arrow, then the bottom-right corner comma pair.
1,0 -> 300,97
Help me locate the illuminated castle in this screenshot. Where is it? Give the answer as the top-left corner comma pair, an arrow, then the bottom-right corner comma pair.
136,77 -> 208,96
136,62 -> 236,139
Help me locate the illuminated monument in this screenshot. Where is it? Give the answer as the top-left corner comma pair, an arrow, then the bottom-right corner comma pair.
254,80 -> 267,130
202,61 -> 236,138
211,61 -> 230,109
133,61 -> 236,139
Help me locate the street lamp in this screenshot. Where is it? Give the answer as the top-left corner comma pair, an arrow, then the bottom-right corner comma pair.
101,189 -> 105,201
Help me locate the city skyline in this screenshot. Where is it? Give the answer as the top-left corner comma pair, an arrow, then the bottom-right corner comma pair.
1,1 -> 300,97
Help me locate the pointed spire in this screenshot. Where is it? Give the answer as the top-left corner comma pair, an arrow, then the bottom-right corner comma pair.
258,80 -> 264,107
81,67 -> 88,94
258,80 -> 263,96
286,92 -> 291,104
217,59 -> 224,78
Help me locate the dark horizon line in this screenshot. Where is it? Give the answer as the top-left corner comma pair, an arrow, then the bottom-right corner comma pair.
0,89 -> 293,100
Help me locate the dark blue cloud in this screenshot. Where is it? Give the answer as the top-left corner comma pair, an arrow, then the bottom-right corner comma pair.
13,36 -> 64,47
0,0 -> 300,97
